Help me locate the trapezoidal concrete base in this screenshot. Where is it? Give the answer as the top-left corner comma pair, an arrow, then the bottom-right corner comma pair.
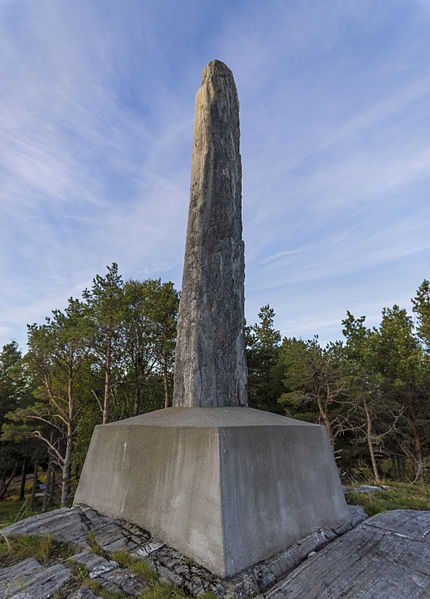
74,407 -> 349,578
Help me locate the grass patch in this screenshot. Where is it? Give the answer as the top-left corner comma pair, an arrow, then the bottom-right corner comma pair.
345,481 -> 430,516
111,549 -> 159,584
85,579 -> 126,599
87,530 -> 107,557
142,582 -> 190,598
110,549 -> 216,599
67,559 -> 89,583
0,533 -> 72,567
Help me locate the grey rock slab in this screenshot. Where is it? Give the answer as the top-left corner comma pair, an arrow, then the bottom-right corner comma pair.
173,59 -> 247,408
69,552 -> 119,578
1,508 -> 89,549
95,569 -> 147,596
264,509 -> 430,599
133,540 -> 164,558
0,500 -> 369,599
345,504 -> 368,528
76,505 -> 149,552
343,484 -> 395,494
0,557 -> 70,599
69,551 -> 147,597
364,507 -> 430,539
157,564 -> 185,588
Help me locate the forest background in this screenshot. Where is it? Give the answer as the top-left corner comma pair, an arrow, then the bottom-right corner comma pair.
1,263 -> 429,512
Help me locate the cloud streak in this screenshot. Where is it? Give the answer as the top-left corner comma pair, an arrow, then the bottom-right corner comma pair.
1,0 -> 429,349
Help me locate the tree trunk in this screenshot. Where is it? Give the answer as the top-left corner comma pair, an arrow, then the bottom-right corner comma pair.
19,457 -> 28,500
363,397 -> 380,483
409,401 -> 425,484
61,366 -> 74,507
317,395 -> 334,448
49,466 -> 56,506
399,456 -> 406,481
103,334 -> 112,424
61,438 -> 72,507
163,323 -> 169,409
42,457 -> 53,512
30,450 -> 39,511
390,455 -> 398,480
0,461 -> 18,500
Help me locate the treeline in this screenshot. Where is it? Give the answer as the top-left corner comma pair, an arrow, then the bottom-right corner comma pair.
0,264 -> 179,506
1,266 -> 429,510
247,282 -> 430,485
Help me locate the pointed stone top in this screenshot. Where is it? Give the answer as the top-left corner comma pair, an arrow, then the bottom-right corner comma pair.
201,59 -> 234,80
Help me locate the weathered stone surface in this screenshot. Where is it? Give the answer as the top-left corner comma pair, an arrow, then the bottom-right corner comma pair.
94,568 -> 147,596
77,505 -> 150,553
264,509 -> 430,599
0,557 -> 70,598
173,59 -> 247,408
69,551 -> 148,595
69,551 -> 119,579
343,484 -> 394,495
6,505 -> 428,598
1,508 -> 89,550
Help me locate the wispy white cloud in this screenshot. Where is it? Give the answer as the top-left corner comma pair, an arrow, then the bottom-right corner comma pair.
1,0 -> 430,349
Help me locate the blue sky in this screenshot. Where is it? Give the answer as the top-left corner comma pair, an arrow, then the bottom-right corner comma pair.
1,0 -> 429,349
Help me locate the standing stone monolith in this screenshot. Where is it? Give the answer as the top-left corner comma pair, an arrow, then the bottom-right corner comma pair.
173,60 -> 248,408
75,59 -> 350,579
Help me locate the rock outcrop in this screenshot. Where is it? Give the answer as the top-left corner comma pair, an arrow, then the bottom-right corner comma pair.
2,505 -> 430,597
0,504 -> 370,598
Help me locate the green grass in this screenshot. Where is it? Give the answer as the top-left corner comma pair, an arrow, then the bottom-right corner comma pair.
87,529 -> 107,557
0,497 -> 39,528
86,540 -> 216,598
0,495 -> 61,529
0,533 -> 73,567
111,549 -> 159,584
345,481 -> 430,516
109,549 -> 216,599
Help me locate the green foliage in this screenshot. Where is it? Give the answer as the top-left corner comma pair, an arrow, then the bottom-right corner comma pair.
278,337 -> 348,447
412,279 -> 430,352
246,305 -> 283,412
0,264 -> 180,506
2,263 -> 430,504
0,342 -> 39,501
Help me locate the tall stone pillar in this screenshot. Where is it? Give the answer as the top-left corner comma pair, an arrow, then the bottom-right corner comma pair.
173,60 -> 247,408
75,60 -> 350,579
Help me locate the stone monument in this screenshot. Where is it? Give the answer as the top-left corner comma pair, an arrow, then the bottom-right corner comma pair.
74,60 -> 349,578
173,60 -> 247,409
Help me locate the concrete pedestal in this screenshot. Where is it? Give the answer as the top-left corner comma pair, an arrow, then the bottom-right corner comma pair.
74,408 -> 349,578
